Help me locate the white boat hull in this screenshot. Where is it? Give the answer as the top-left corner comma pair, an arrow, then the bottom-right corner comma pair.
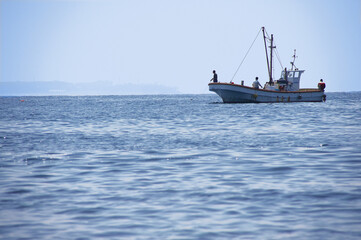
209,83 -> 325,103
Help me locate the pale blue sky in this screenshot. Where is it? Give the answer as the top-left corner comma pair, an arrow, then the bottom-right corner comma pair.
1,0 -> 361,93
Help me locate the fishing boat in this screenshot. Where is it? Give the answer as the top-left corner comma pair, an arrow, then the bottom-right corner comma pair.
209,27 -> 326,103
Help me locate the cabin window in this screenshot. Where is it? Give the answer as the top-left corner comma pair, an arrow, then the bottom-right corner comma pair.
288,72 -> 294,78
294,72 -> 299,78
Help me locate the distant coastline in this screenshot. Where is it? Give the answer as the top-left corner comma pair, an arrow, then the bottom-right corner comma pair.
0,81 -> 180,96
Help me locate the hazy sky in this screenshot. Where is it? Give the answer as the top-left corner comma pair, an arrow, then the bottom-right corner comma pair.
1,0 -> 361,93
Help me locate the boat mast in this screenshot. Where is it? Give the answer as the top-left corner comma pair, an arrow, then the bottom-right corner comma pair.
269,34 -> 274,85
262,27 -> 275,85
262,27 -> 270,83
290,49 -> 297,70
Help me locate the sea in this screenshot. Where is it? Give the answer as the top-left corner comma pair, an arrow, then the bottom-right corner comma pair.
0,92 -> 360,240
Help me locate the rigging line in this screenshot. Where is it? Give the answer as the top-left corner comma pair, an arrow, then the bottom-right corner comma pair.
230,28 -> 262,82
274,46 -> 283,69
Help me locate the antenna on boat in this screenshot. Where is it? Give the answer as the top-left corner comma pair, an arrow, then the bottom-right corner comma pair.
290,49 -> 298,70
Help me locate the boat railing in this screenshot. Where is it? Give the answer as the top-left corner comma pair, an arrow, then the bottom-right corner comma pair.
299,88 -> 321,92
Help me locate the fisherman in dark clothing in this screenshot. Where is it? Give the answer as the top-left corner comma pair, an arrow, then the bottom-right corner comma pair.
210,70 -> 218,83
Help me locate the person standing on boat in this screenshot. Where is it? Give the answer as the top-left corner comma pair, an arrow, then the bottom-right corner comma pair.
210,70 -> 218,83
252,77 -> 262,89
318,79 -> 326,91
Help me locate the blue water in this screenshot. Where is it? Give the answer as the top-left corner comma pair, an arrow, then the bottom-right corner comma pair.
1,93 -> 361,239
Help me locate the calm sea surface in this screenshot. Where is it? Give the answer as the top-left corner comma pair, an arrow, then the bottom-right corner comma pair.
1,93 -> 361,239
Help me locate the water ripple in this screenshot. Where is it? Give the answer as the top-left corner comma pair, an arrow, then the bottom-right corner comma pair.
1,94 -> 361,239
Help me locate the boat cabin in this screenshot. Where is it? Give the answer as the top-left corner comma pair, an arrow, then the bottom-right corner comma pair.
280,69 -> 304,91
265,69 -> 305,91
